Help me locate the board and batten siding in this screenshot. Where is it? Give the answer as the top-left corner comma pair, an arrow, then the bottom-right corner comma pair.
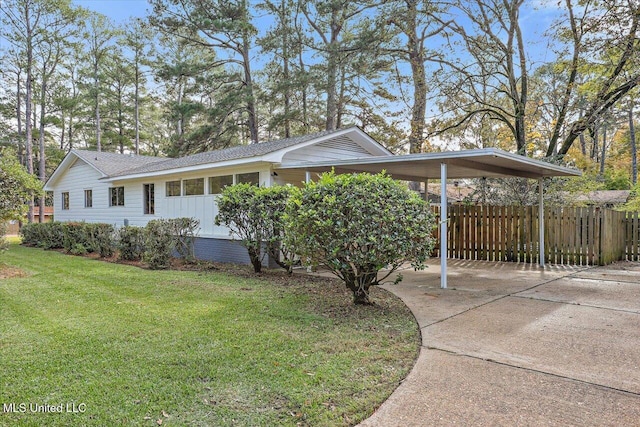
146,166 -> 273,238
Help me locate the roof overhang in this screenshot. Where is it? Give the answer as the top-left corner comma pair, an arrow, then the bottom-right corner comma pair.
101,159 -> 275,183
277,148 -> 581,181
44,151 -> 107,191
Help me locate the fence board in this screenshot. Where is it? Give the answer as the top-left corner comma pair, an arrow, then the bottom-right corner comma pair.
429,205 -> 639,266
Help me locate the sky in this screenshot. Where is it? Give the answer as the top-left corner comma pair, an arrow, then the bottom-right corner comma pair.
72,0 -> 151,24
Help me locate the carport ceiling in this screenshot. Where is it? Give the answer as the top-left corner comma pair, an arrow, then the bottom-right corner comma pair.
278,147 -> 581,181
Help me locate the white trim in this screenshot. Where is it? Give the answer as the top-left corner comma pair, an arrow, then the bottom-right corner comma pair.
440,163 -> 448,289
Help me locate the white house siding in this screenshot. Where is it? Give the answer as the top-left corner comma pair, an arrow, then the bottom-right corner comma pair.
280,136 -> 375,164
135,165 -> 274,238
53,160 -> 147,227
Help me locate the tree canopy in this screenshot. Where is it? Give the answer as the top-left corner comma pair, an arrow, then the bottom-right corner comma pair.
1,0 -> 639,210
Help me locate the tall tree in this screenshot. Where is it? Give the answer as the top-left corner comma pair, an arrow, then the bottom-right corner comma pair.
383,0 -> 448,153
32,0 -> 82,221
1,0 -> 43,222
84,13 -> 117,152
431,0 -> 640,158
123,19 -> 155,154
301,0 -> 382,131
150,0 -> 260,145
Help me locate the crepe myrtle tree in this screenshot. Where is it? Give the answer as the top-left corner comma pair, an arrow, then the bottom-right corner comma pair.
285,171 -> 436,305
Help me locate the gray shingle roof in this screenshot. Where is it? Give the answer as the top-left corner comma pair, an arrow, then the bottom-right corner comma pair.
72,150 -> 166,176
75,128 -> 353,178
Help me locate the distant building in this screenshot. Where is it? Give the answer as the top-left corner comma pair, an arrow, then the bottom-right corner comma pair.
5,206 -> 54,235
572,190 -> 631,209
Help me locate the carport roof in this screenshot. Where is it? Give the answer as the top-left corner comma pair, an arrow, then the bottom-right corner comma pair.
277,147 -> 581,180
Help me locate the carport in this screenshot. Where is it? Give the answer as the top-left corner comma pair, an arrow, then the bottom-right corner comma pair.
278,148 -> 581,289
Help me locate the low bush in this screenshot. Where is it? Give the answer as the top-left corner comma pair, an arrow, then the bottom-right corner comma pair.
61,222 -> 93,253
165,217 -> 200,263
20,222 -> 64,249
118,226 -> 145,261
142,219 -> 175,270
86,223 -> 115,258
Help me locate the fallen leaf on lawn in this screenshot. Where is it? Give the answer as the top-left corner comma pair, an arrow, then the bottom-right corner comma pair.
162,410 -> 169,418
156,419 -> 163,426
143,416 -> 151,420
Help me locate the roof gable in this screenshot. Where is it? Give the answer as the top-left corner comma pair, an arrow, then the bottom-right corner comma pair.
45,127 -> 392,187
107,126 -> 390,180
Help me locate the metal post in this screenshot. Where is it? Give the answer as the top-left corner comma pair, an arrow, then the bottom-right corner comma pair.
441,163 -> 448,289
305,171 -> 311,184
423,180 -> 428,202
539,177 -> 545,267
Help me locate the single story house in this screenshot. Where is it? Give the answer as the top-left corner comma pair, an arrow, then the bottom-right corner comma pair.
44,127 -> 391,265
45,126 -> 581,285
572,190 -> 631,208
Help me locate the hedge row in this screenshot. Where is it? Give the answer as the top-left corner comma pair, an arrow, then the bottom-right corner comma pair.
20,218 -> 199,270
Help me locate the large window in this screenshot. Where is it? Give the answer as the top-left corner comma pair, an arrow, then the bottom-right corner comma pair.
209,175 -> 233,194
62,192 -> 70,210
109,187 -> 125,207
237,172 -> 260,186
84,190 -> 92,208
183,178 -> 204,196
144,184 -> 155,215
166,180 -> 181,197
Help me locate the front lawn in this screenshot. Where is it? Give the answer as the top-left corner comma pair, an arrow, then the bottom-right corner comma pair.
0,244 -> 419,426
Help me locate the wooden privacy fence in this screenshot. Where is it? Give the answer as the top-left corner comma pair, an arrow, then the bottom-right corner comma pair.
430,206 -> 640,266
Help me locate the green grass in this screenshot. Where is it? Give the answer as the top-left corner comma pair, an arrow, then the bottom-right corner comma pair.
0,244 -> 419,426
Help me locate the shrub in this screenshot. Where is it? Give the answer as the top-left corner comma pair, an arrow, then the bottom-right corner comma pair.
259,185 -> 297,273
0,223 -> 7,255
118,226 -> 145,261
62,222 -> 92,253
86,223 -> 116,258
70,243 -> 88,256
215,184 -> 265,272
143,220 -> 174,270
20,222 -> 64,249
215,184 -> 295,273
285,171 -> 436,305
165,217 -> 200,263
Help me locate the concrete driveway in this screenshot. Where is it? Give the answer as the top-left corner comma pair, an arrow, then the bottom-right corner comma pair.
360,259 -> 640,426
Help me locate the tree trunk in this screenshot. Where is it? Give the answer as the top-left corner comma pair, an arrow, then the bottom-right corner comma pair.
281,0 -> 291,138
242,32 -> 259,144
630,104 -> 637,185
249,247 -> 262,273
599,126 -> 607,177
39,81 -> 47,223
25,17 -> 35,224
135,60 -> 140,154
409,50 -> 427,154
325,8 -> 339,131
94,61 -> 101,151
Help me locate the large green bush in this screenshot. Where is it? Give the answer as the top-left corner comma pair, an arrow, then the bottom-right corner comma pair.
118,226 -> 145,261
285,171 -> 436,305
86,223 -> 116,258
20,222 -> 64,249
62,222 -> 92,254
215,184 -> 295,273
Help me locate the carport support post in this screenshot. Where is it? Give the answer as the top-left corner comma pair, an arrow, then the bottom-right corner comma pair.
440,163 -> 448,289
539,178 -> 545,267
